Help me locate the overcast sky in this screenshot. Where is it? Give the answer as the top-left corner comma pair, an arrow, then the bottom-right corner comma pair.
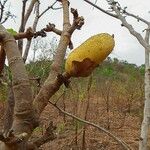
5,0 -> 150,66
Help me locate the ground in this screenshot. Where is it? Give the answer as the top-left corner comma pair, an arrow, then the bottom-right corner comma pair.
29,94 -> 141,150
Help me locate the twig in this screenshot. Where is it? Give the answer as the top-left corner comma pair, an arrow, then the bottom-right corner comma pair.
49,101 -> 133,150
125,11 -> 150,25
69,8 -> 84,34
84,0 -> 118,18
38,1 -> 58,18
0,0 -> 15,24
82,75 -> 92,149
43,23 -> 62,35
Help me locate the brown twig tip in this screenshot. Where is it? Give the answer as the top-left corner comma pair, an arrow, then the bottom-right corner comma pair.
70,8 -> 84,30
71,8 -> 79,19
76,16 -> 85,30
42,23 -> 62,36
34,30 -> 47,38
43,23 -> 56,32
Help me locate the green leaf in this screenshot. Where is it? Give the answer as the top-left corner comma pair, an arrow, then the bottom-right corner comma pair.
7,28 -> 17,36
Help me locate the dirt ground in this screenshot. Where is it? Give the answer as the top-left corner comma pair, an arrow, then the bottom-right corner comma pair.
0,94 -> 144,150
34,96 -> 141,150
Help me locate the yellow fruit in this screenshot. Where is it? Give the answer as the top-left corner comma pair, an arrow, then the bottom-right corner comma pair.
65,33 -> 115,77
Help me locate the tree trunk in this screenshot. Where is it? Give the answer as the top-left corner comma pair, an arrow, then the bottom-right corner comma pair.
139,28 -> 150,150
0,24 -> 37,150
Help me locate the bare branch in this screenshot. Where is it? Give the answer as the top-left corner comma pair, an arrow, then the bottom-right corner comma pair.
14,27 -> 46,41
84,0 -> 118,19
19,0 -> 37,32
18,0 -> 37,54
23,1 -> 40,62
0,0 -> 15,24
19,0 -> 28,32
110,1 -> 150,51
33,72 -> 71,116
43,23 -> 62,35
84,0 -> 150,52
69,8 -> 84,31
125,11 -> 150,25
0,0 -> 7,22
38,0 -> 58,18
49,101 -> 132,150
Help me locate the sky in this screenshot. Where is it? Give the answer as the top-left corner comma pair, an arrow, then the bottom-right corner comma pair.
4,0 -> 150,66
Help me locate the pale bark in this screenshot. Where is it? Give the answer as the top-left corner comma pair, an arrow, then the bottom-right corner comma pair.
139,28 -> 150,150
0,24 -> 37,149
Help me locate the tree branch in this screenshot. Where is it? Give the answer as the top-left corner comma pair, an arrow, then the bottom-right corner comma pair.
84,0 -> 150,52
109,1 -> 150,51
84,0 -> 118,19
49,101 -> 132,150
33,0 -> 72,116
19,0 -> 28,32
43,23 -> 62,35
38,0 -> 58,18
18,0 -> 37,54
23,1 -> 40,63
125,11 -> 150,25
